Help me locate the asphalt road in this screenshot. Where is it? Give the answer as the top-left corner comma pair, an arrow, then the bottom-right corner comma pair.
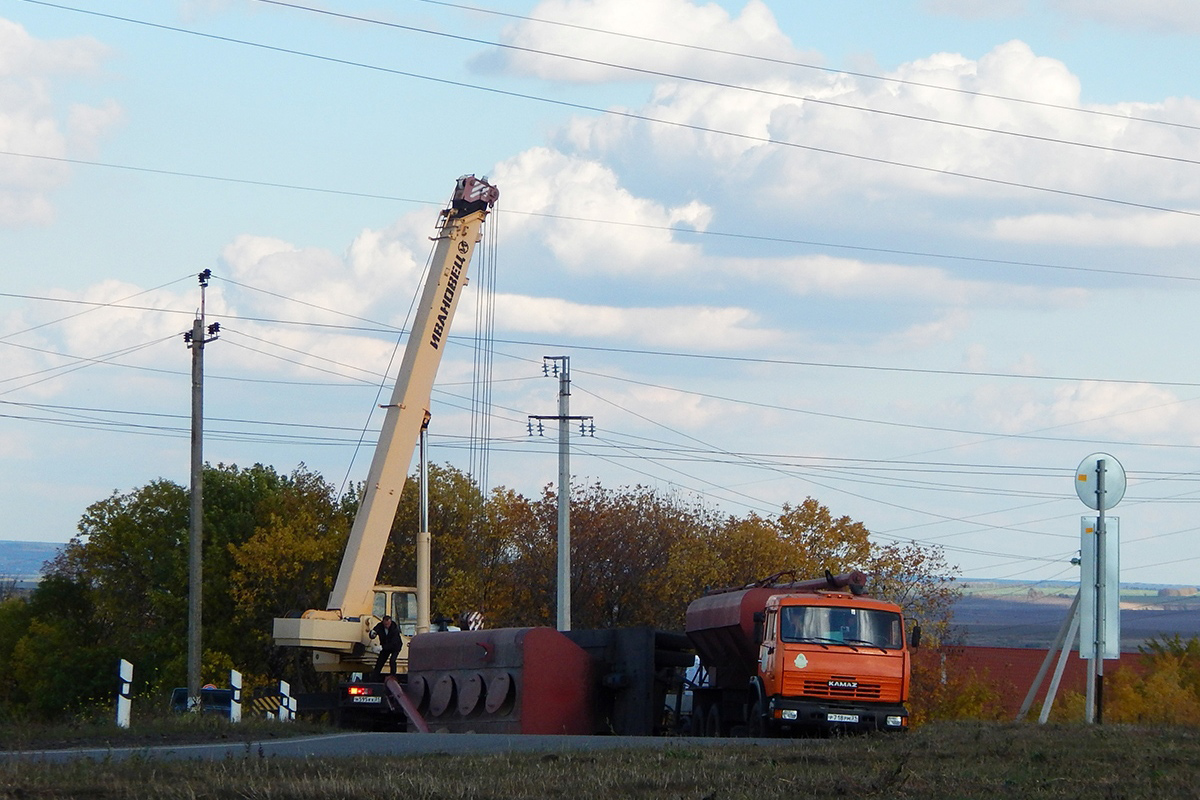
0,732 -> 771,762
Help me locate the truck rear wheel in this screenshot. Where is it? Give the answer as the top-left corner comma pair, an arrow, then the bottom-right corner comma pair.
705,705 -> 722,737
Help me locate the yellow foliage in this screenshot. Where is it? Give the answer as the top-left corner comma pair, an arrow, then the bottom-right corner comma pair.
908,649 -> 1007,726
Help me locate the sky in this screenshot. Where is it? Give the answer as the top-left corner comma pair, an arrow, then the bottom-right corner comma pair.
3,0 -> 1200,595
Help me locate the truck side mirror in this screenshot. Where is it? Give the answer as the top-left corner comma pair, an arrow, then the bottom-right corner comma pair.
753,611 -> 765,644
909,623 -> 922,649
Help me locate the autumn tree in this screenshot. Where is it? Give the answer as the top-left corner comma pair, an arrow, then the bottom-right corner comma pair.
1072,635 -> 1200,725
488,482 -> 721,630
47,477 -> 190,689
487,486 -> 551,627
0,463 -> 350,718
379,463 -> 511,626
2,574 -> 121,719
227,465 -> 354,686
557,483 -> 716,630
866,539 -> 960,645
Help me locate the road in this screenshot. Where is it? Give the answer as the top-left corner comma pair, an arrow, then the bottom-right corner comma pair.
0,732 -> 771,762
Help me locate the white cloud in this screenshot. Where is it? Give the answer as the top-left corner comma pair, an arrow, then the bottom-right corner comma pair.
893,310 -> 973,349
596,383 -> 733,430
921,0 -> 1027,18
492,147 -> 711,275
495,292 -> 777,350
992,211 -> 1200,247
730,253 -> 1087,307
0,18 -> 118,226
489,0 -> 805,84
555,34 -> 1200,224
977,379 -> 1200,441
220,221 -> 425,326
1050,381 -> 1200,443
1049,0 -> 1200,35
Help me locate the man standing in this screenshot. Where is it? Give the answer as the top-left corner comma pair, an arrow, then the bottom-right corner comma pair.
369,615 -> 403,676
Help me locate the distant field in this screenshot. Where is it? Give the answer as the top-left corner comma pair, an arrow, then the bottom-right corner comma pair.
952,590 -> 1200,650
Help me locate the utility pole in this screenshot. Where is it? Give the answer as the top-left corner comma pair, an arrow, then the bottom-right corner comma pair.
184,269 -> 219,710
528,356 -> 593,631
416,413 -> 431,635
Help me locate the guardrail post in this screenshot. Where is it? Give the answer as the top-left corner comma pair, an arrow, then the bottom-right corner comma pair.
230,669 -> 242,723
116,659 -> 133,728
278,680 -> 294,722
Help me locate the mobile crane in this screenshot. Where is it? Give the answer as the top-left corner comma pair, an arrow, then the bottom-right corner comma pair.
272,175 -> 499,676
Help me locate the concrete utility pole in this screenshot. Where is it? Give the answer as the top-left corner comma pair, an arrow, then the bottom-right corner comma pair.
528,356 -> 593,632
185,269 -> 219,709
416,414 -> 431,635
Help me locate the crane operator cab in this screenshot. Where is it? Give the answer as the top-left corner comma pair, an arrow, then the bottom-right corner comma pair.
373,587 -> 419,637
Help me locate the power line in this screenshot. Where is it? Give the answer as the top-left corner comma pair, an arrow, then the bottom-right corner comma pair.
8,151 -> 1200,287
256,0 -> 1200,168
18,0 -> 1200,219
11,289 -> 1200,391
408,0 -> 1200,134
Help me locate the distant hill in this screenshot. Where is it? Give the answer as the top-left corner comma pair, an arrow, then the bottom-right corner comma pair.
0,540 -> 63,582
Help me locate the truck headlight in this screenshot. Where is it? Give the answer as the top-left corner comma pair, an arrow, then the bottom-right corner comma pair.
780,709 -> 798,720
886,715 -> 904,727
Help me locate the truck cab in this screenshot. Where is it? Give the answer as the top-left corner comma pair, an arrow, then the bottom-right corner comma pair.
755,592 -> 909,733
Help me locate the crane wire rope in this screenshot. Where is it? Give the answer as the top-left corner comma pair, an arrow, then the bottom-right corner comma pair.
468,203 -> 500,493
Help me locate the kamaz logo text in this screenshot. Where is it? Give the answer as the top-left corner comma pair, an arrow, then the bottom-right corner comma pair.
429,242 -> 470,349
828,680 -> 858,690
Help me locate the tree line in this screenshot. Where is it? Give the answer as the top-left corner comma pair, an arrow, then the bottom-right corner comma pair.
0,462 -> 958,720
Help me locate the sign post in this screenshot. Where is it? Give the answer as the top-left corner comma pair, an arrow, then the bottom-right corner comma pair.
1075,453 -> 1125,724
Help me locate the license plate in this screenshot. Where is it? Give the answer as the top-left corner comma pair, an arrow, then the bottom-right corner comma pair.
827,713 -> 859,723
352,696 -> 382,704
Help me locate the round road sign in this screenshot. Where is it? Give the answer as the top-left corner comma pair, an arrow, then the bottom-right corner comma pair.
1075,452 -> 1126,510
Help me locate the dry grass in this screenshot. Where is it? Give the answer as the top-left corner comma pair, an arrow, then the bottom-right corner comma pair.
2,721 -> 1200,798
0,713 -> 331,752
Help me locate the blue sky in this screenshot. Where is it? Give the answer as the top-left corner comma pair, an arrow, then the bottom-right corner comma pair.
4,0 -> 1200,595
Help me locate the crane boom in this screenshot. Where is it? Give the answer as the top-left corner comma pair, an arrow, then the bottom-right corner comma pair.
273,175 -> 498,671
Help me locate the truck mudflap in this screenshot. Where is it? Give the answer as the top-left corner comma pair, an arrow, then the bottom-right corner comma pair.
766,697 -> 908,733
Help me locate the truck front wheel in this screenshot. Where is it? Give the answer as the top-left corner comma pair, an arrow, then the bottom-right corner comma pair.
747,699 -> 771,738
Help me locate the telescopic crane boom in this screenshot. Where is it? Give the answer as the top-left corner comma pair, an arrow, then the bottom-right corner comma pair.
273,175 -> 499,672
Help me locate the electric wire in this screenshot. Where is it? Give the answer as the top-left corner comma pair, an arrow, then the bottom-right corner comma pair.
256,0 -> 1200,168
16,0 -> 1200,220
407,0 -> 1200,134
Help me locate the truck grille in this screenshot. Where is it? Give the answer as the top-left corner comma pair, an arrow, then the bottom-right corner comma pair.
804,676 -> 881,700
788,673 -> 903,702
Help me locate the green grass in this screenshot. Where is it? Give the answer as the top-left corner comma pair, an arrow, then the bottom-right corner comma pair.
2,721 -> 1200,798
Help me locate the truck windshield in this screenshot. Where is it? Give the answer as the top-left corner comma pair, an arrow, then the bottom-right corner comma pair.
779,606 -> 903,650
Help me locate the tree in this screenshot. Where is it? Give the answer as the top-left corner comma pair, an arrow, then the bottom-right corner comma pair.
866,539 -> 960,646
2,574 -> 121,719
557,483 -> 710,629
227,465 -> 353,686
13,463 -> 348,714
772,498 -> 874,574
48,478 -> 190,689
380,463 -> 504,625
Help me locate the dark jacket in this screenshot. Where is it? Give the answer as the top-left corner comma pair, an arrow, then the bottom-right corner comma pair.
371,620 -> 402,651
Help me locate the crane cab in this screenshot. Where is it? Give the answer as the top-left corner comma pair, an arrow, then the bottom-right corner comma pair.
372,585 -> 419,637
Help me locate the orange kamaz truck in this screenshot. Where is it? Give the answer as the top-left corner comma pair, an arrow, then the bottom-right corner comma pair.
685,571 -> 915,735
